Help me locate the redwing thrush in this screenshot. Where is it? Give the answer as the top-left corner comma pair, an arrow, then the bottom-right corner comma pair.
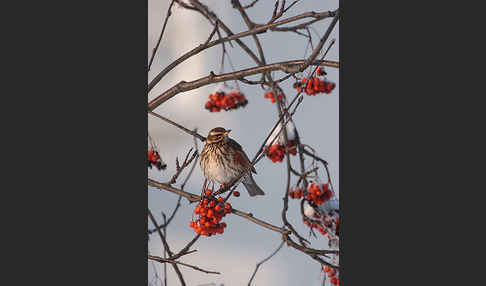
200,127 -> 265,196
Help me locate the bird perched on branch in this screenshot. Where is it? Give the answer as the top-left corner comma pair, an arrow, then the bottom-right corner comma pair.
200,127 -> 265,196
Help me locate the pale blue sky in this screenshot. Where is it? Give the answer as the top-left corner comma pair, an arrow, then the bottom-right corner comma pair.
148,1 -> 339,285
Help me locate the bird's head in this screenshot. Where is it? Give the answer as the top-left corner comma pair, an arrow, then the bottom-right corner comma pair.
206,127 -> 231,144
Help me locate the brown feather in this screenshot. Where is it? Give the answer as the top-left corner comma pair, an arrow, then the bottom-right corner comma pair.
227,138 -> 257,174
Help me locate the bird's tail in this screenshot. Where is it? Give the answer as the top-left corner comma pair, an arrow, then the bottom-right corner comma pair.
242,174 -> 265,196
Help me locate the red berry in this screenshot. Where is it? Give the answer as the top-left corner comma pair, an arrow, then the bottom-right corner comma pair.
233,191 -> 240,197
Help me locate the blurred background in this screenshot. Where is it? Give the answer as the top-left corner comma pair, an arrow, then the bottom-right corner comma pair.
148,0 -> 339,285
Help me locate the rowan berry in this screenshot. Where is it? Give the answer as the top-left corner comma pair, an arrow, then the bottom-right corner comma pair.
204,88 -> 248,112
190,194 -> 232,237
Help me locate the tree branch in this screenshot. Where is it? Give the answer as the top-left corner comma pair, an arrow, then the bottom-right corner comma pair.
148,209 -> 186,286
148,255 -> 220,275
148,179 -> 290,235
148,111 -> 206,142
148,0 -> 176,71
148,59 -> 338,110
247,241 -> 284,285
147,8 -> 337,92
281,10 -> 339,74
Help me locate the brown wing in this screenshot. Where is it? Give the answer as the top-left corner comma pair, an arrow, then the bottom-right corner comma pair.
228,138 -> 257,174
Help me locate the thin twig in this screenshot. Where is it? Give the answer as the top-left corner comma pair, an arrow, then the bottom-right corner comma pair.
279,11 -> 339,74
167,148 -> 198,185
148,111 -> 206,142
149,135 -> 200,234
203,21 -> 219,46
163,214 -> 167,286
168,249 -> 198,260
242,0 -> 260,9
148,255 -> 220,275
148,209 -> 186,286
147,9 -> 337,92
148,0 -> 176,71
247,241 -> 284,285
276,88 -> 310,247
175,234 -> 201,259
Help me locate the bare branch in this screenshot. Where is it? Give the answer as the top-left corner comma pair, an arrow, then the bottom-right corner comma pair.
247,241 -> 284,285
148,0 -> 176,71
148,59 -> 338,110
176,234 -> 201,259
147,9 -> 337,92
242,0 -> 260,9
203,21 -> 219,46
232,208 -> 290,235
282,10 -> 339,74
149,135 -> 200,234
148,255 -> 220,275
167,148 -> 198,185
276,90 -> 310,247
282,233 -> 339,265
148,209 -> 186,286
148,111 -> 206,142
149,179 -> 201,203
302,148 -> 327,165
148,179 -> 290,235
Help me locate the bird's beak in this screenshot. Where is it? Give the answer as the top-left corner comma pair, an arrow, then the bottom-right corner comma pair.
225,129 -> 232,135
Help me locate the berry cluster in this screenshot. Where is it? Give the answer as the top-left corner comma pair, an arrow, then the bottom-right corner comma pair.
306,183 -> 333,205
292,183 -> 339,237
189,189 -> 233,237
290,183 -> 332,206
304,205 -> 340,238
323,266 -> 339,285
148,149 -> 166,170
264,91 -> 284,103
205,89 -> 248,112
263,140 -> 297,163
293,68 -> 336,95
303,215 -> 336,237
289,187 -> 305,199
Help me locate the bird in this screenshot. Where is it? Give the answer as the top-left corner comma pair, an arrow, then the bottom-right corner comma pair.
200,127 -> 265,196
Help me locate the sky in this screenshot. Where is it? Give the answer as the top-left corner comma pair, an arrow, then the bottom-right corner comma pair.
148,0 -> 339,285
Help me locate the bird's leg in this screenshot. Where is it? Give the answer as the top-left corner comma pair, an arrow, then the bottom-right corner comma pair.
201,179 -> 208,197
